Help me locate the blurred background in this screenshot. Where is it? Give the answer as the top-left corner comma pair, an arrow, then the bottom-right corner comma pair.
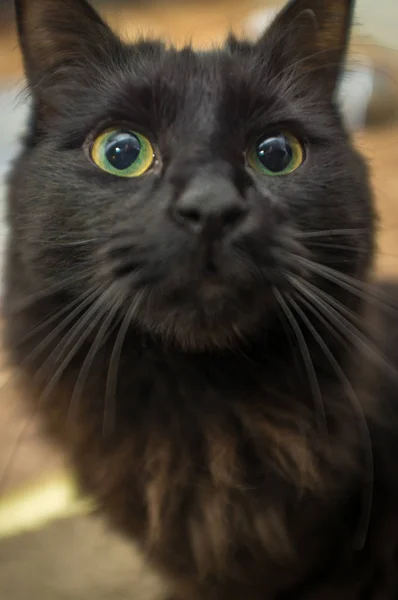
0,0 -> 397,598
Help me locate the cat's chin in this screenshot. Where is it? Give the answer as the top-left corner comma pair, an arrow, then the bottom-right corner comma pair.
146,316 -> 259,352
129,285 -> 273,351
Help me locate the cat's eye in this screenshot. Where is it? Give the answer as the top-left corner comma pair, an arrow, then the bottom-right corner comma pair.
90,128 -> 154,177
248,132 -> 304,176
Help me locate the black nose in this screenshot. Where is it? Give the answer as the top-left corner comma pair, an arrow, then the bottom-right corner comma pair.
171,174 -> 248,235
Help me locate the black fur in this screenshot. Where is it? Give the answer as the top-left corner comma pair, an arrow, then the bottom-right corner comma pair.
4,0 -> 398,598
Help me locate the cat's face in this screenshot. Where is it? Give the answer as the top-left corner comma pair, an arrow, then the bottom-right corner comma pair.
8,0 -> 374,350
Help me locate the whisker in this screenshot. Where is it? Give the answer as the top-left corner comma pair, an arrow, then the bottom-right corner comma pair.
304,242 -> 366,253
286,254 -> 398,315
273,287 -> 327,433
37,239 -> 100,248
273,298 -> 308,388
295,229 -> 371,239
288,274 -> 398,383
290,275 -> 364,329
21,286 -> 102,369
288,294 -> 373,552
103,304 -> 135,439
35,290 -> 107,400
68,288 -> 124,425
5,267 -> 95,315
303,241 -> 398,259
17,286 -> 97,348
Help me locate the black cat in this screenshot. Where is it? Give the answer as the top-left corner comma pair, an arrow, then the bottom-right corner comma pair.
4,0 -> 398,598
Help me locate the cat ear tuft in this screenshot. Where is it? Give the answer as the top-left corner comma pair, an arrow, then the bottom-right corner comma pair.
15,0 -> 121,89
260,0 -> 356,96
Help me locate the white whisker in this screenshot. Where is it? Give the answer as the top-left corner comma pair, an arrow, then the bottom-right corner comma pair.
273,286 -> 327,432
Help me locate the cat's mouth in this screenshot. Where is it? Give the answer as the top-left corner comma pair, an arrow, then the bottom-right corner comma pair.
97,230 -> 296,349
132,290 -> 274,350
115,261 -> 278,350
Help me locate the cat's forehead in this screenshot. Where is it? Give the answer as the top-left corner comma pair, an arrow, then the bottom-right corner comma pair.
58,39 -> 327,145
120,44 -> 245,101
124,42 -> 242,83
88,42 -> 290,133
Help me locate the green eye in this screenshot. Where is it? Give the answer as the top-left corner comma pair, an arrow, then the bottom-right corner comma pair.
248,132 -> 304,176
91,128 -> 154,177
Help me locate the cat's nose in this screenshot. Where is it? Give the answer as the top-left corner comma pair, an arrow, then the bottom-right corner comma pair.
171,175 -> 248,235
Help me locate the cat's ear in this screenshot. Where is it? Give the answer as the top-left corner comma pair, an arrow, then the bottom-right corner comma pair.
259,0 -> 355,96
15,0 -> 121,89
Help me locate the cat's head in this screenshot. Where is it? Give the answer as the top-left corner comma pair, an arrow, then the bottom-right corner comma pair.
8,0 -> 374,350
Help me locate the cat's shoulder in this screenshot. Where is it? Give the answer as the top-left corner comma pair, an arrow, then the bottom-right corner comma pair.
365,279 -> 398,484
370,278 -> 398,361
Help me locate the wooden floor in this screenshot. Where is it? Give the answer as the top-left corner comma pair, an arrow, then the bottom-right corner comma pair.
0,0 -> 398,496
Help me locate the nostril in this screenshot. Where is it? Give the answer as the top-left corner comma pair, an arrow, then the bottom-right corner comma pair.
222,206 -> 246,229
173,203 -> 248,234
174,206 -> 204,231
177,207 -> 202,224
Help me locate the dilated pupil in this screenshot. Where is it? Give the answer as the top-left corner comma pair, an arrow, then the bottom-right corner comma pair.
105,132 -> 141,170
257,135 -> 293,172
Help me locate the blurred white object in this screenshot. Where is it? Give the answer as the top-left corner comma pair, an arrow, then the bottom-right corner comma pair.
0,81 -> 29,298
338,59 -> 375,130
0,83 -> 28,180
243,5 -> 280,39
